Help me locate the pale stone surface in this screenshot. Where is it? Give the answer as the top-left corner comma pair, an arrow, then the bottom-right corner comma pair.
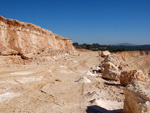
120,70 -> 147,86
9,71 -> 34,76
103,69 -> 120,81
86,71 -> 98,76
101,51 -> 110,57
102,62 -> 118,71
0,92 -> 20,103
90,98 -> 123,111
15,76 -> 43,84
100,56 -> 121,80
0,16 -> 74,56
75,76 -> 91,83
124,81 -> 150,113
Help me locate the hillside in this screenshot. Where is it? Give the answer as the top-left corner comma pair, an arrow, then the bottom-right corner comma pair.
0,16 -> 74,56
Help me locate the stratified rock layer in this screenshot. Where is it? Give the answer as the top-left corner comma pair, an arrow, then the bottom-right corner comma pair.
0,16 -> 75,56
124,81 -> 150,113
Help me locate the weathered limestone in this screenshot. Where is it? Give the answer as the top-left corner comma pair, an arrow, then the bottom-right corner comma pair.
103,69 -> 120,81
120,70 -> 147,86
75,76 -> 91,83
124,81 -> 150,113
102,61 -> 118,71
101,50 -> 110,57
0,16 -> 75,56
100,55 -> 121,81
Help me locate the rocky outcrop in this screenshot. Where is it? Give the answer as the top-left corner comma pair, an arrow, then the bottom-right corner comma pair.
100,55 -> 122,80
124,81 -> 150,113
120,70 -> 148,86
115,51 -> 150,72
103,69 -> 121,81
116,51 -> 150,59
100,50 -> 110,57
90,52 -> 124,81
0,16 -> 75,56
101,61 -> 120,80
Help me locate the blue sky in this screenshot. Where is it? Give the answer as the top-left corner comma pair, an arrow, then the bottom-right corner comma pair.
0,0 -> 150,45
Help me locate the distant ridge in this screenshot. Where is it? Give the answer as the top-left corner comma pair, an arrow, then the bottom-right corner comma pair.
112,43 -> 138,46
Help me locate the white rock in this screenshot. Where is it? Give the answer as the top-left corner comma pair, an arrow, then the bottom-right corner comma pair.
0,92 -> 20,103
86,71 -> 98,76
101,51 -> 110,57
75,76 -> 91,83
90,98 -> 123,111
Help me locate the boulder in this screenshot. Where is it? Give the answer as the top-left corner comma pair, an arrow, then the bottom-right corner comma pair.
90,99 -> 123,112
102,69 -> 120,81
124,81 -> 150,113
120,70 -> 147,86
103,55 -> 120,67
102,61 -> 118,71
101,61 -> 120,80
101,51 -> 110,57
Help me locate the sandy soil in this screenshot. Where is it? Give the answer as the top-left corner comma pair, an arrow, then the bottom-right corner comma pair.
0,51 -> 124,113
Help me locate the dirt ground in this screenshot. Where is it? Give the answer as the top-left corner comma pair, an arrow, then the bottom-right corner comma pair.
0,51 -> 124,113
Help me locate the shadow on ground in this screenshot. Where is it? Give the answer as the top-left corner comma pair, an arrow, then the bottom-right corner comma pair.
104,82 -> 122,87
86,105 -> 123,113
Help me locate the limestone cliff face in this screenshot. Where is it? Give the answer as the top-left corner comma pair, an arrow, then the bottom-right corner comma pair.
115,51 -> 150,61
0,16 -> 75,55
115,51 -> 150,73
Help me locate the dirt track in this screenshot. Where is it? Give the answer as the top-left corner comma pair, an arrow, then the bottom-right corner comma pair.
0,51 -> 125,113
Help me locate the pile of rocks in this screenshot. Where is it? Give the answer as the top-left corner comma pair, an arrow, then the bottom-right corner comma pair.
91,51 -> 149,86
90,50 -> 150,113
91,51 -> 123,80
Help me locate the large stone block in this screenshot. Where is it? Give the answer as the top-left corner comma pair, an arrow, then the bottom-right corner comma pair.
124,81 -> 150,113
120,70 -> 147,86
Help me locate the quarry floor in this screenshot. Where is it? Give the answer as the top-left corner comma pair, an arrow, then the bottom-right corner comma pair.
0,51 -> 124,113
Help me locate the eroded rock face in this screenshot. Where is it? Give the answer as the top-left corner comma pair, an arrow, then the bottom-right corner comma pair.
0,16 -> 75,56
115,51 -> 150,73
100,55 -> 121,81
102,61 -> 120,80
124,81 -> 150,113
103,69 -> 120,81
120,70 -> 147,86
102,62 -> 118,71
